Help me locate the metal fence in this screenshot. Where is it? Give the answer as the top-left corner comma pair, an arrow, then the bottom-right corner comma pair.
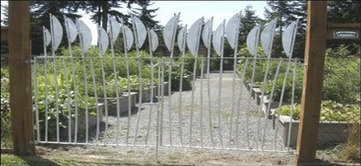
31,55 -> 304,155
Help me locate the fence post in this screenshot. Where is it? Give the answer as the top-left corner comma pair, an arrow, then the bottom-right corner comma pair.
8,1 -> 35,155
296,1 -> 327,165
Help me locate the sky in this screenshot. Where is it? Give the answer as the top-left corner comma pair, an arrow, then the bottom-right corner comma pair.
1,1 -> 267,45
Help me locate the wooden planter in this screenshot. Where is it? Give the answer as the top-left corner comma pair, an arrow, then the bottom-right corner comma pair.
276,115 -> 353,148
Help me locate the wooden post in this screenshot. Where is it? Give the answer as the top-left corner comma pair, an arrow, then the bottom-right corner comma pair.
8,1 -> 35,155
296,1 -> 327,165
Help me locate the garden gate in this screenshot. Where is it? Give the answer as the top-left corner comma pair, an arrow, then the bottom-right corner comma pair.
31,12 -> 304,157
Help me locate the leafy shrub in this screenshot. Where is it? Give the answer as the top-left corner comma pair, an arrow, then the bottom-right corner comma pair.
178,53 -> 203,76
323,57 -> 360,104
163,60 -> 193,91
275,100 -> 360,122
1,67 -> 12,147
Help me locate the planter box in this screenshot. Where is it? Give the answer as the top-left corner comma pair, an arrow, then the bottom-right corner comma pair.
276,115 -> 353,148
98,92 -> 137,116
252,88 -> 262,101
61,103 -> 104,139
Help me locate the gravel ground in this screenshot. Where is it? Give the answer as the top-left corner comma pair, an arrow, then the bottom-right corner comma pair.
88,71 -> 294,155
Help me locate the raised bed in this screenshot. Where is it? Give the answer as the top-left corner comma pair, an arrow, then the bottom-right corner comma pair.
98,92 -> 137,116
276,115 -> 353,148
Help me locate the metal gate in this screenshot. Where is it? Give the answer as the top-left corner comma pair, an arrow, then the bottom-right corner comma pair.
32,13 -> 302,155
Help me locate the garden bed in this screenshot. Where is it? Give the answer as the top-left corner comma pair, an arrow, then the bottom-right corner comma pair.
276,115 -> 354,148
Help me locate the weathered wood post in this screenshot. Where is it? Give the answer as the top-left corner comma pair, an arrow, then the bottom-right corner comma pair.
8,1 -> 35,155
296,1 -> 327,165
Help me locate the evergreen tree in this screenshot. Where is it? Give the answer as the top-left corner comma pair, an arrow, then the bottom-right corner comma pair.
264,0 -> 307,58
239,5 -> 264,47
30,1 -> 82,55
79,1 -> 137,30
132,0 -> 160,30
328,0 -> 360,23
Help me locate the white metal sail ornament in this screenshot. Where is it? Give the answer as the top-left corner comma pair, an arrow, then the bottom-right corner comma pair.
43,26 -> 51,47
163,13 -> 180,53
225,12 -> 241,49
123,25 -> 134,52
131,14 -> 147,49
49,14 -> 63,52
282,19 -> 299,58
109,17 -> 121,44
202,18 -> 213,49
76,19 -> 92,53
177,25 -> 187,54
246,25 -> 261,57
149,29 -> 159,52
98,26 -> 109,55
260,18 -> 277,57
212,22 -> 224,56
187,17 -> 204,56
64,16 -> 78,43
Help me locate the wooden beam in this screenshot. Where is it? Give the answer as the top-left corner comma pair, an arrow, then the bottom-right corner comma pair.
296,1 -> 327,165
8,1 -> 35,155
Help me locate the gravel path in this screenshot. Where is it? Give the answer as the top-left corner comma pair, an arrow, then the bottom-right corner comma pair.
90,71 -> 292,154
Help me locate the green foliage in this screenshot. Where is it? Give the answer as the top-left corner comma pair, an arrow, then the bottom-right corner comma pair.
178,53 -> 203,76
163,60 -> 193,91
323,46 -> 360,104
275,100 -> 361,122
1,67 -> 12,147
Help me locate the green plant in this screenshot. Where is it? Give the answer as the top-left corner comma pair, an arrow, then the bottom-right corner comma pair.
1,68 -> 12,147
275,100 -> 361,122
34,73 -> 99,141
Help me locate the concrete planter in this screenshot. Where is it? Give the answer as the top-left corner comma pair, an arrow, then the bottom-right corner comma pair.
98,92 -> 137,116
61,103 -> 104,139
276,115 -> 353,148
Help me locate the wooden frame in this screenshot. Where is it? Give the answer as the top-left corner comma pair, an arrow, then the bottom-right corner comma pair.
8,1 -> 35,155
296,1 -> 327,165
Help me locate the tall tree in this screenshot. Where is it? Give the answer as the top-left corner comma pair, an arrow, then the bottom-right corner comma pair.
132,0 -> 160,30
239,5 -> 264,47
327,0 -> 361,23
30,1 -> 82,54
264,0 -> 307,58
79,0 -> 137,30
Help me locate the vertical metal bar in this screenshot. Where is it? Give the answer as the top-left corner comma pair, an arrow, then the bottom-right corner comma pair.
50,16 -> 60,143
178,55 -> 185,147
200,57 -> 205,148
44,56 -> 49,143
261,58 -> 283,150
33,58 -> 40,142
228,23 -> 240,150
89,58 -> 100,145
145,29 -> 155,145
274,58 -> 292,150
217,20 -> 226,149
256,58 -> 271,150
64,20 -> 79,143
155,64 -> 161,158
81,57 -> 89,144
246,56 -> 258,149
60,56 -> 72,143
160,59 -> 165,146
206,17 -> 215,149
236,59 -> 250,150
189,55 -> 198,147
99,57 -> 109,145
134,56 -> 144,145
109,19 -> 122,146
167,58 -> 173,146
287,62 -> 297,151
